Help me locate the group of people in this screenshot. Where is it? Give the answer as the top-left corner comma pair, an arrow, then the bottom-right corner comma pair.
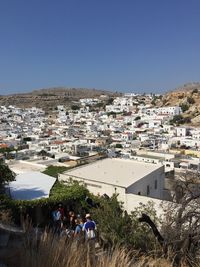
51,204 -> 96,243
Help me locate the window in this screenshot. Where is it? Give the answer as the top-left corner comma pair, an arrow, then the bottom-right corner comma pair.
154,180 -> 157,190
147,185 -> 150,195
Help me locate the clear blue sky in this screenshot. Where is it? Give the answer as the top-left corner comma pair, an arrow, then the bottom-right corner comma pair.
0,0 -> 200,94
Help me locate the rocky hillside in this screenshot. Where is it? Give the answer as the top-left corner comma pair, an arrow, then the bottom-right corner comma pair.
157,82 -> 200,125
0,87 -> 120,111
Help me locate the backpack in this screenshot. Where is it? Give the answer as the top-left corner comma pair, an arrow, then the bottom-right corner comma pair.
87,227 -> 95,239
52,210 -> 61,221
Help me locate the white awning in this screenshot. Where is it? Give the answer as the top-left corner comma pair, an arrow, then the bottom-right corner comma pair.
9,172 -> 56,200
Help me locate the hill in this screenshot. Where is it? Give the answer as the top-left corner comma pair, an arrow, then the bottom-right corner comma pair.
156,82 -> 200,125
0,87 -> 120,111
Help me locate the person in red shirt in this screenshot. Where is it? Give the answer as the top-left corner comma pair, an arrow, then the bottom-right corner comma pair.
58,203 -> 65,227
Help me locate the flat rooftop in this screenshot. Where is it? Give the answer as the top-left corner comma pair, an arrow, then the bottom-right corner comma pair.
8,161 -> 46,174
63,158 -> 163,188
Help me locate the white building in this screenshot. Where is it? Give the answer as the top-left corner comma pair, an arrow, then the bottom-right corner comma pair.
59,158 -> 166,211
176,127 -> 190,137
146,106 -> 182,116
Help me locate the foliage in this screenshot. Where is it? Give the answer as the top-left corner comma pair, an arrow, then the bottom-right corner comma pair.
0,160 -> 15,187
71,105 -> 80,110
92,195 -> 160,251
21,230 -> 171,267
42,165 -> 69,178
151,95 -> 161,106
179,103 -> 189,113
107,111 -> 117,117
130,202 -> 160,251
169,114 -> 191,125
106,97 -> 114,105
94,102 -> 104,108
160,171 -> 200,264
134,116 -> 141,121
23,137 -> 32,143
115,143 -> 123,149
192,88 -> 198,94
187,96 -> 195,104
0,146 -> 15,154
0,181 -> 90,225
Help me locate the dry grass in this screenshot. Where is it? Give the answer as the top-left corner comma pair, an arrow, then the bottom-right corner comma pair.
0,209 -> 13,224
18,229 -> 200,267
20,229 -> 175,267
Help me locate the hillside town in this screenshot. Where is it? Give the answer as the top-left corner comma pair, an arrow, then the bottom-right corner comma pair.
1,92 -> 200,215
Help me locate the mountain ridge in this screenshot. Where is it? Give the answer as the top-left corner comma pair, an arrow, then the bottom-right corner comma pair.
0,87 -> 121,111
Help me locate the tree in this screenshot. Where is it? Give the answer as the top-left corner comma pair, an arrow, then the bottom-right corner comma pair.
134,116 -> 141,121
107,97 -> 114,105
0,160 -> 15,188
43,165 -> 69,178
170,115 -> 191,125
187,96 -> 195,104
159,171 -> 200,265
115,144 -> 123,149
71,105 -> 80,111
192,88 -> 198,94
92,195 -> 159,251
180,103 -> 189,113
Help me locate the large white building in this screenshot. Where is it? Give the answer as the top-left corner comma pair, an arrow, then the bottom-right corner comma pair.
146,106 -> 182,116
59,158 -> 167,212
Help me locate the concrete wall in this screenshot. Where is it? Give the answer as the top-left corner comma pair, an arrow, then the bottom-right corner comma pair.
58,173 -> 127,203
126,166 -> 165,200
130,155 -> 160,164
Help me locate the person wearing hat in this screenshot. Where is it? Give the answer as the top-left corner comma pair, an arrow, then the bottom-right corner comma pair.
83,213 -> 96,266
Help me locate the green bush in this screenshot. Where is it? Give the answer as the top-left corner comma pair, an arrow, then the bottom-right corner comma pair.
42,165 -> 70,178
180,103 -> 189,113
71,105 -> 80,110
187,96 -> 195,104
92,195 -> 160,251
135,116 -> 141,121
192,89 -> 198,94
170,115 -> 191,125
115,143 -> 123,148
0,181 -> 90,225
0,160 -> 15,188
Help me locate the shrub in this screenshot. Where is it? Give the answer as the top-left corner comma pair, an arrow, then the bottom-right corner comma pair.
115,144 -> 123,149
170,115 -> 191,125
187,96 -> 195,104
0,160 -> 15,187
43,165 -> 69,178
0,181 -> 90,226
21,230 -> 170,267
179,103 -> 189,112
92,195 -> 160,251
135,116 -> 141,121
71,105 -> 80,110
192,88 -> 198,94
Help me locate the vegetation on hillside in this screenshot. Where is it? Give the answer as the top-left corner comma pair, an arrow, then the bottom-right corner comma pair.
42,165 -> 70,178
2,167 -> 200,266
169,114 -> 191,125
0,160 -> 15,188
20,231 -> 171,267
